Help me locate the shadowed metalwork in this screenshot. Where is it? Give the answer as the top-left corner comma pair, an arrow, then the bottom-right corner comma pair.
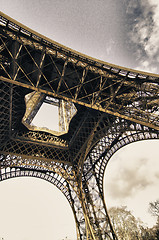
0,12 -> 158,240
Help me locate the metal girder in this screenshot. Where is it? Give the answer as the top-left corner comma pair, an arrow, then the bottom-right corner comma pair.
0,12 -> 159,240
0,12 -> 159,130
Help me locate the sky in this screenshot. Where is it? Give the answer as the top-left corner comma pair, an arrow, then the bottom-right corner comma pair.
0,0 -> 159,239
105,140 -> 159,228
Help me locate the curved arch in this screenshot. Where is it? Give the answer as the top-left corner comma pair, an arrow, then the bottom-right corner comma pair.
80,125 -> 158,239
97,130 -> 158,192
85,120 -> 159,193
0,172 -> 77,240
0,166 -> 85,240
0,167 -> 72,204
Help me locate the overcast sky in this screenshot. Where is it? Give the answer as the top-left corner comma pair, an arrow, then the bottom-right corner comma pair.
0,1 -> 159,239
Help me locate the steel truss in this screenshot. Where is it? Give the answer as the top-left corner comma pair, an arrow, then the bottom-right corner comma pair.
0,12 -> 159,240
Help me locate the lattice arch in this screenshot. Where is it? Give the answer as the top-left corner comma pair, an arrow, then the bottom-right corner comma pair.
0,167 -> 70,201
91,127 -> 159,192
0,165 -> 87,240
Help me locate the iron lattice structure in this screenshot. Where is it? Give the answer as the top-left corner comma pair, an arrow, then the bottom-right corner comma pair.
0,12 -> 159,240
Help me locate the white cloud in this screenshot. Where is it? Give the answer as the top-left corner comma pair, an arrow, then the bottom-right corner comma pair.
126,0 -> 159,73
106,157 -> 153,199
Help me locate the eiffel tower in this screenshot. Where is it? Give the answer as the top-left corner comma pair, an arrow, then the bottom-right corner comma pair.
0,12 -> 158,240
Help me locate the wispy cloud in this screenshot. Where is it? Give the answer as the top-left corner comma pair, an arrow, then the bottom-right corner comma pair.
105,140 -> 159,201
107,158 -> 153,199
125,0 -> 159,73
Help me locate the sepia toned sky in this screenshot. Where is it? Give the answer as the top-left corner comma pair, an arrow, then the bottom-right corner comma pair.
0,0 -> 159,239
105,140 -> 159,228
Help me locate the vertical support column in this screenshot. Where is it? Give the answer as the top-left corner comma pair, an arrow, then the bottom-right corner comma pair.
9,40 -> 20,136
81,174 -> 118,240
70,113 -> 118,239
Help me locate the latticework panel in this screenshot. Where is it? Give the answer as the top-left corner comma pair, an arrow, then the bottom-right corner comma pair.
0,81 -> 10,144
83,119 -> 159,192
0,12 -> 159,130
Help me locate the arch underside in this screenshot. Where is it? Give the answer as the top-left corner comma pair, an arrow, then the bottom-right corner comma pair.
86,123 -> 159,192
0,126 -> 158,240
0,163 -> 86,239
0,78 -> 158,240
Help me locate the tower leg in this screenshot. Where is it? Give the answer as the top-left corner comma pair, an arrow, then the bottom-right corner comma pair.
77,174 -> 118,240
